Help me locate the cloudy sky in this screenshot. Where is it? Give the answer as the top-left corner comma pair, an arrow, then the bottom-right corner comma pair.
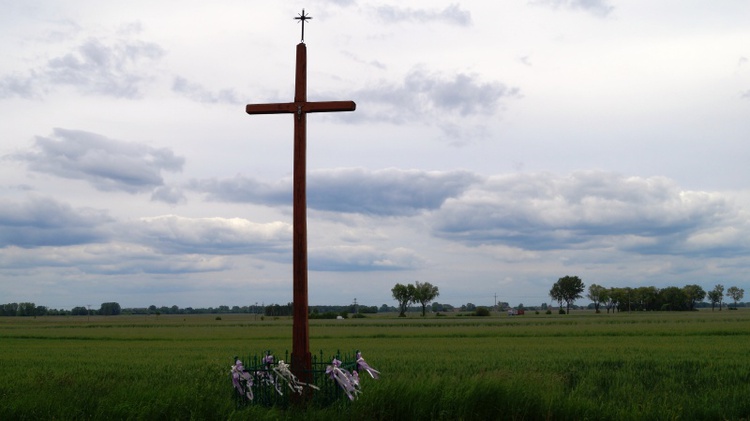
1,0 -> 749,310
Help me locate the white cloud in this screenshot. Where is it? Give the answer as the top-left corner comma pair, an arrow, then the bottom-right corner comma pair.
309,245 -> 424,271
0,243 -> 229,276
133,215 -> 292,255
374,4 -> 472,26
530,0 -> 614,17
172,76 -> 241,104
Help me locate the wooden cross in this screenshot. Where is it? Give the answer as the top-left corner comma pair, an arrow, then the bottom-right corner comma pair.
245,12 -> 356,384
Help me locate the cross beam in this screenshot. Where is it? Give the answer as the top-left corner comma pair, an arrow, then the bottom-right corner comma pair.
245,41 -> 355,384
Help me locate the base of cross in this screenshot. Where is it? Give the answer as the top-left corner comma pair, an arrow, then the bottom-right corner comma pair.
230,349 -> 380,408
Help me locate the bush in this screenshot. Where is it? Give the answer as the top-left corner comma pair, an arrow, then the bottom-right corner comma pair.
474,307 -> 490,317
310,311 -> 339,319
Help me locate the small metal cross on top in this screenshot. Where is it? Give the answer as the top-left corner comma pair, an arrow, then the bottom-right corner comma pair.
245,9 -> 356,386
295,8 -> 312,42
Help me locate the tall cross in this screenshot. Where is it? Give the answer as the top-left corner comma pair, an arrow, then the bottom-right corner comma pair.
245,11 -> 356,384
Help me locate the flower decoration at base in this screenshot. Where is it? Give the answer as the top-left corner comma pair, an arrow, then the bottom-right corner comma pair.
355,351 -> 380,379
273,360 -> 320,395
231,358 -> 254,401
230,350 -> 380,406
326,357 -> 361,401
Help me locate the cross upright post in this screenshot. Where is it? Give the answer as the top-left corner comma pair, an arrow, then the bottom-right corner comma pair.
245,13 -> 356,388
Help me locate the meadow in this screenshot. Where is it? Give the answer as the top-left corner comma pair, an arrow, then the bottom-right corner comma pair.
1,310 -> 749,420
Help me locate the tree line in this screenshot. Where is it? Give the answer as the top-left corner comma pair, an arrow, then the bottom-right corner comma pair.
0,302 -> 384,317
0,302 -> 122,317
550,276 -> 746,313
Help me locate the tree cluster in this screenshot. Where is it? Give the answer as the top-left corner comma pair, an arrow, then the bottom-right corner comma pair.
391,281 -> 440,317
585,283 -> 745,313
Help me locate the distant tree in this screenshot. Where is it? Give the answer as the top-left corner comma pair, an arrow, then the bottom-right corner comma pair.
587,284 -> 606,313
412,281 -> 439,316
71,306 -> 88,316
619,287 -> 634,312
550,276 -> 585,314
726,286 -> 745,308
99,302 -> 121,316
603,288 -> 620,313
17,302 -> 36,317
379,304 -> 390,313
462,303 -> 476,312
392,283 -> 414,317
682,285 -> 706,311
635,286 -> 659,311
0,303 -> 19,316
659,286 -> 687,311
549,283 -> 564,310
707,284 -> 724,311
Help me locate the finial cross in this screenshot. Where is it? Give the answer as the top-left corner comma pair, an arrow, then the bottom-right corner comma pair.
295,9 -> 312,42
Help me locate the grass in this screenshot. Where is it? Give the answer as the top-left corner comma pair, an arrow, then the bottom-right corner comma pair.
1,310 -> 749,420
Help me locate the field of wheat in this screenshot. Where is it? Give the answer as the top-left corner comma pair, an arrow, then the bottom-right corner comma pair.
1,310 -> 748,420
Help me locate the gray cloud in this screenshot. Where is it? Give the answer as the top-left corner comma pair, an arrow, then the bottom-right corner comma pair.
190,168 -> 479,216
0,197 -> 112,248
150,186 -> 187,204
432,171 -> 742,256
351,68 -> 518,138
15,128 -> 184,193
0,36 -> 164,99
172,76 -> 241,104
0,73 -> 39,99
356,69 -> 517,121
530,0 -> 614,17
309,168 -> 479,215
375,4 -> 472,26
188,176 -> 287,205
132,215 -> 291,255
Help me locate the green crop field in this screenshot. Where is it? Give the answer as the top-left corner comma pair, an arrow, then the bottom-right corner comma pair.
1,310 -> 749,420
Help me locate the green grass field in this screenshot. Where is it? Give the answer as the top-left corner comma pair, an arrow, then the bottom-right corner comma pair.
1,310 -> 749,420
